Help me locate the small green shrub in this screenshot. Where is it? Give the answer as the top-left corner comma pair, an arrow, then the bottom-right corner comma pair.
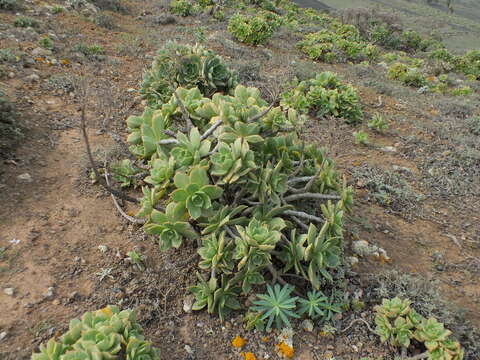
368,114 -> 389,132
0,0 -> 19,10
353,131 -> 369,145
450,86 -> 472,96
455,50 -> 480,80
297,23 -> 379,63
94,13 -> 115,29
375,297 -> 464,359
51,5 -> 64,13
401,30 -> 431,52
467,116 -> 480,135
13,16 -> 39,28
387,62 -> 427,87
227,12 -> 279,46
170,0 -> 195,16
0,89 -> 16,125
140,42 -> 238,107
31,305 -> 160,360
0,48 -> 18,63
73,43 -> 105,56
281,72 -> 363,123
38,36 -> 54,50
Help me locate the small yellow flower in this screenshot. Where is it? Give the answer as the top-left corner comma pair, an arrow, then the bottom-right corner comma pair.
240,352 -> 257,360
277,341 -> 294,358
232,335 -> 247,348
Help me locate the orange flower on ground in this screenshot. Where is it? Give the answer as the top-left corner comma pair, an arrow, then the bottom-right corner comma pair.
232,335 -> 247,348
240,352 -> 257,360
277,341 -> 294,358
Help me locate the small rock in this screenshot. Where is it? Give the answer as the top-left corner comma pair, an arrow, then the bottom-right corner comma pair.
301,319 -> 314,332
380,146 -> 396,153
98,245 -> 108,253
52,299 -> 60,305
183,295 -> 194,313
8,72 -> 15,79
4,288 -> 15,296
32,47 -> 52,57
184,345 -> 194,355
347,256 -> 359,266
17,173 -> 33,182
45,287 -> 54,298
0,331 -> 7,342
68,291 -> 79,302
392,165 -> 412,173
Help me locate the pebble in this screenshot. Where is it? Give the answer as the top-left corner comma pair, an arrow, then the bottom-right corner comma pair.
301,319 -> 314,332
46,287 -> 54,298
31,47 -> 52,56
17,173 -> 33,182
183,295 -> 194,313
0,331 -> 7,342
184,344 -> 194,355
4,288 -> 15,296
380,146 -> 396,153
8,72 -> 15,79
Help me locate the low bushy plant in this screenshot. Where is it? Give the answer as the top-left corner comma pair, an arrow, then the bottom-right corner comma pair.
455,50 -> 480,80
368,114 -> 389,132
297,20 -> 379,63
14,16 -> 39,28
39,36 -> 54,50
125,72 -> 352,322
31,305 -> 160,360
353,131 -> 369,145
170,0 -> 195,16
227,12 -> 280,45
0,0 -> 19,10
281,71 -> 363,123
387,62 -> 427,87
375,297 -> 464,359
140,42 -> 238,108
73,43 -> 105,56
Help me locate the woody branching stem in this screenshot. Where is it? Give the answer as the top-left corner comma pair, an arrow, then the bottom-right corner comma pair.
104,160 -> 146,225
80,103 -> 140,204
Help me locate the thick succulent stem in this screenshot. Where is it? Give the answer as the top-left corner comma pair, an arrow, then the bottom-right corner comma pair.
287,176 -> 314,185
201,119 -> 223,140
159,138 -> 179,145
284,210 -> 324,223
284,193 -> 341,202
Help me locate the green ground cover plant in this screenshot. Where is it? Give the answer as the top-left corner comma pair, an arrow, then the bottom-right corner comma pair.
31,305 -> 160,360
281,72 -> 363,123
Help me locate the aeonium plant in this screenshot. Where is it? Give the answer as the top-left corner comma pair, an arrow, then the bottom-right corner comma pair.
120,79 -> 354,325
